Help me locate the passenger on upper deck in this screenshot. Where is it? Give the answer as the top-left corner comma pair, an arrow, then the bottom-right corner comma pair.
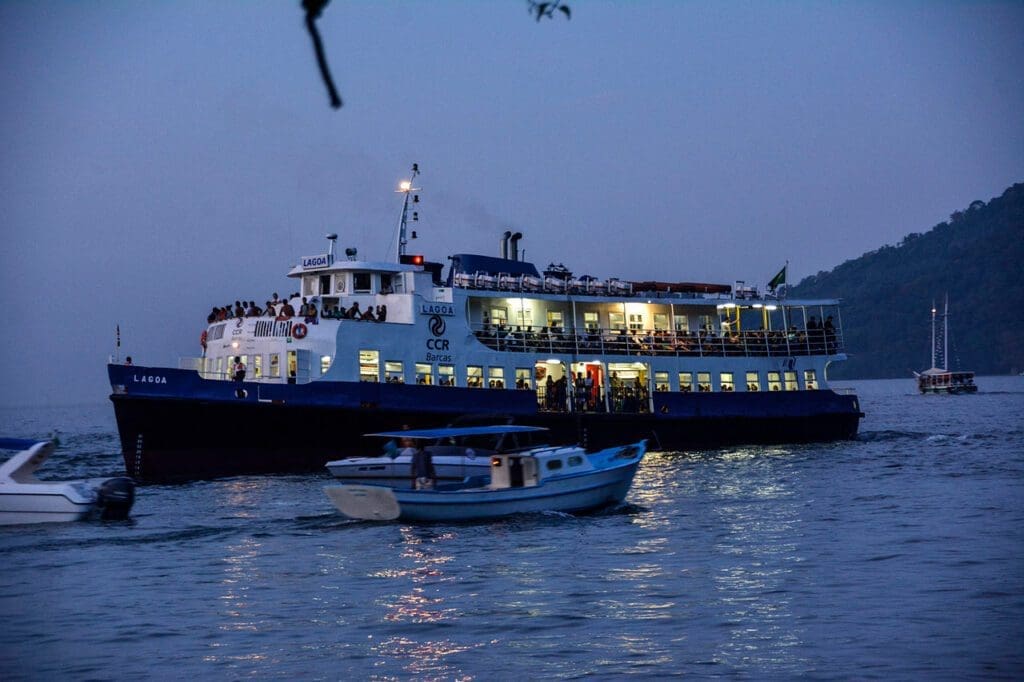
376,305 -> 387,322
346,301 -> 361,319
264,301 -> 277,317
277,299 -> 296,320
361,306 -> 376,322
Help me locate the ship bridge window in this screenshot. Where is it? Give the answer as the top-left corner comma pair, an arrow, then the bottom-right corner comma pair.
609,312 -> 625,331
679,372 -> 693,392
380,273 -> 393,294
320,355 -> 332,375
583,312 -> 598,332
439,364 -> 455,386
211,324 -> 225,341
767,371 -> 782,391
415,363 -> 433,385
488,367 -> 505,389
720,372 -> 735,392
804,370 -> 818,390
354,273 -> 371,293
655,372 -> 670,392
359,350 -> 379,382
746,371 -> 761,391
784,371 -> 798,391
697,372 -> 712,392
385,361 -> 404,383
319,275 -> 331,295
515,368 -> 532,390
270,353 -> 280,378
466,365 -> 483,388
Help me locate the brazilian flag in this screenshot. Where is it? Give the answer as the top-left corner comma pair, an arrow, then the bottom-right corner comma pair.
768,264 -> 787,291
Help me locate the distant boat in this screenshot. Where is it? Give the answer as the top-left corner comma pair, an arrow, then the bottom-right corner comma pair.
914,295 -> 977,394
324,426 -> 646,522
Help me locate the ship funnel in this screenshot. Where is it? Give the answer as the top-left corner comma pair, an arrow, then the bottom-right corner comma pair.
510,232 -> 523,261
501,231 -> 512,259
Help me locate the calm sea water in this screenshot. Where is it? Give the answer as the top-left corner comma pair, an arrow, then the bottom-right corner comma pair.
1,378 -> 1022,680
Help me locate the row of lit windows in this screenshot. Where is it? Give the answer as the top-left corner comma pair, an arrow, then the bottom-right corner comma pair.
485,306 -> 715,333
359,351 -> 818,392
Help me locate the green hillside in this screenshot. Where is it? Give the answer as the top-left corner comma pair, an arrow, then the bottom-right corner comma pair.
789,182 -> 1024,379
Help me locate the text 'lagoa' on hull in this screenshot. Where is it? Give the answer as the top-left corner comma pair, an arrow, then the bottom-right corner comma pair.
108,164 -> 862,481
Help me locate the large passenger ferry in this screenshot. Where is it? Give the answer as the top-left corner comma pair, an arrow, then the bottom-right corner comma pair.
108,165 -> 862,481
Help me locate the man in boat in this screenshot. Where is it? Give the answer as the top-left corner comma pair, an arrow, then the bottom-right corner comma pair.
408,437 -> 436,490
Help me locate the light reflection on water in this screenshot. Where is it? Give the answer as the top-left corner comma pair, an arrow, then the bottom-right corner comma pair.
2,380 -> 1023,678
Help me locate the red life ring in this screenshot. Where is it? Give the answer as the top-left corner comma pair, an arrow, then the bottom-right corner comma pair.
200,330 -> 208,349
292,323 -> 308,339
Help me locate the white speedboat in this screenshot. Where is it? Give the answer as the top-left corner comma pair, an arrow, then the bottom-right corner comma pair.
0,438 -> 136,525
324,427 -> 646,522
324,424 -> 546,487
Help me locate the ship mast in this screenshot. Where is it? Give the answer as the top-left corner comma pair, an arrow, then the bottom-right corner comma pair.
395,162 -> 421,260
943,293 -> 949,371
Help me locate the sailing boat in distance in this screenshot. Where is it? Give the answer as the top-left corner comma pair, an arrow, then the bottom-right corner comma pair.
914,295 -> 977,394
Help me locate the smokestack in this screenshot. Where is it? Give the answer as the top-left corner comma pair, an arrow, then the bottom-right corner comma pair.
501,231 -> 512,259
510,232 -> 523,261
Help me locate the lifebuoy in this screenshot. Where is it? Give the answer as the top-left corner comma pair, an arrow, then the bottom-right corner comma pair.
292,323 -> 308,339
200,330 -> 208,349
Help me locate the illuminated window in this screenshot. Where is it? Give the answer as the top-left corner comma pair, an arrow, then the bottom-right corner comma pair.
746,371 -> 760,391
655,371 -> 670,392
674,315 -> 689,332
466,365 -> 483,388
767,371 -> 782,391
319,355 -> 331,375
804,370 -> 818,390
549,310 -> 566,329
583,311 -> 599,331
609,312 -> 625,331
385,361 -> 404,383
415,363 -> 433,385
491,307 -> 508,327
252,355 -> 262,378
628,313 -> 644,331
269,354 -> 280,378
678,372 -> 693,392
514,308 -> 534,329
438,364 -> 454,386
359,350 -> 379,382
719,372 -> 734,392
515,368 -> 532,389
784,371 -> 798,391
488,367 -> 505,389
653,313 -> 668,331
697,372 -> 712,392
215,357 -> 224,379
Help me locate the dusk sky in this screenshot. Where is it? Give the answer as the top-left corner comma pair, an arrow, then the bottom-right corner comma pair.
1,1 -> 1022,407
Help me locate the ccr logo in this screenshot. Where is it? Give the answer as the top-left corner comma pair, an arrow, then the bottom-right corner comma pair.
429,315 -> 446,337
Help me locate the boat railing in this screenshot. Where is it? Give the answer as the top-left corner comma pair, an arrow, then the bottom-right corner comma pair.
470,324 -> 845,358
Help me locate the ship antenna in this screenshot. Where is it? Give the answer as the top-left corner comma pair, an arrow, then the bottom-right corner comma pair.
395,162 -> 421,260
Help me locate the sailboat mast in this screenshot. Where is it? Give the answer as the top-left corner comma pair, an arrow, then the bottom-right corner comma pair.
930,300 -> 937,369
943,293 -> 949,371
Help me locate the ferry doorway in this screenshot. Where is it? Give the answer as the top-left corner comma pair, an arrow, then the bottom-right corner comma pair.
570,361 -> 604,412
608,362 -> 650,413
288,350 -> 312,384
535,360 -> 567,412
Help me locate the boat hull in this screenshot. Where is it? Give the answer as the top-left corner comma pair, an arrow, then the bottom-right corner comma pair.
109,366 -> 862,482
0,492 -> 96,525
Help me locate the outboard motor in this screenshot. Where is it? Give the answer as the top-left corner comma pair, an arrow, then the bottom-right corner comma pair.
97,477 -> 136,520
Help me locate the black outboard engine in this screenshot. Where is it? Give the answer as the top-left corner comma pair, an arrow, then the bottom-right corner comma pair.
97,477 -> 136,520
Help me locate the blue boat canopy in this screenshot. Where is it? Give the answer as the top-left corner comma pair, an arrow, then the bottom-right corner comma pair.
365,425 -> 548,439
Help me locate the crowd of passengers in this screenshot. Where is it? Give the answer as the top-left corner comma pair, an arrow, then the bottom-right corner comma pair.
473,315 -> 838,356
536,371 -> 651,413
207,293 -> 387,324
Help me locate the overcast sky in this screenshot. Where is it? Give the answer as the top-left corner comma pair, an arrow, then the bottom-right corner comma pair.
1,1 -> 1022,407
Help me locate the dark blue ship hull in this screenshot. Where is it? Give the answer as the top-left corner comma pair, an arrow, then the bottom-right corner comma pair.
108,365 -> 862,481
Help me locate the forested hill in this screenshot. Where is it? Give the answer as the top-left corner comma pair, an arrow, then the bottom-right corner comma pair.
789,182 -> 1024,379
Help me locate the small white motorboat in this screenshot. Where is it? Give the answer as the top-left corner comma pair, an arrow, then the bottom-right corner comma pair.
0,438 -> 135,526
324,424 -> 547,488
324,427 -> 646,522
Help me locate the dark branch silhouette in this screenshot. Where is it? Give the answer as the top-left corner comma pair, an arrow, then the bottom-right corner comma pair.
303,0 -> 342,109
301,2 -> 572,110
